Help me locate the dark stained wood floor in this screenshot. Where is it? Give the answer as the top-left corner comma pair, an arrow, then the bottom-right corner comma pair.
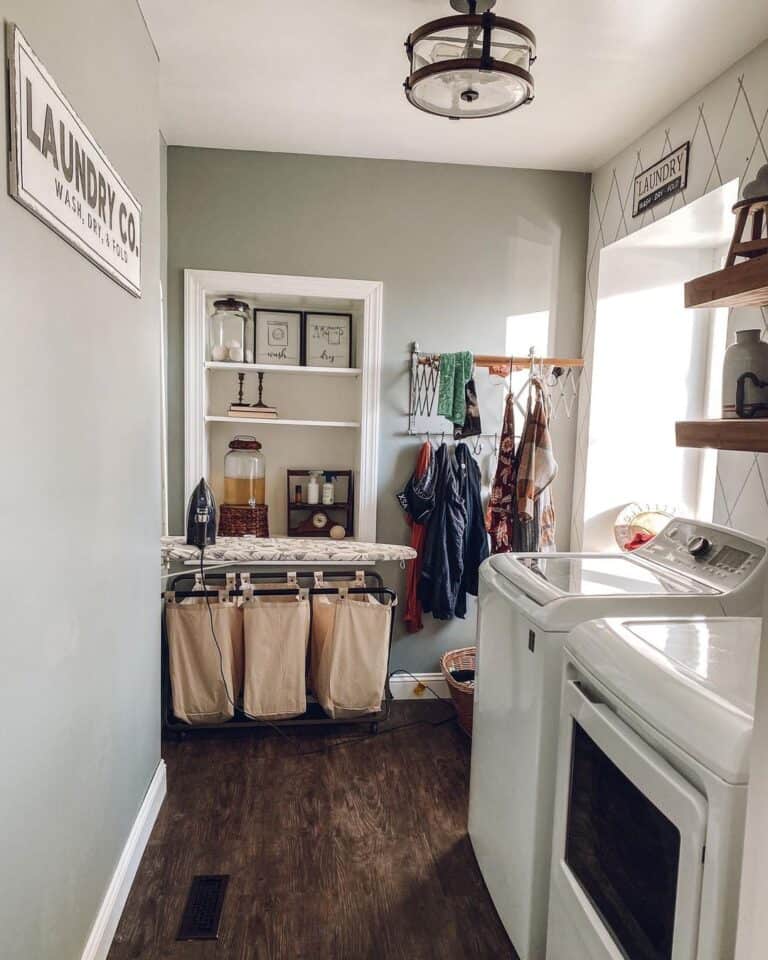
108,703 -> 517,960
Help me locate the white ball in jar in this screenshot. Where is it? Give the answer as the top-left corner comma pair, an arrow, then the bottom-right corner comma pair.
330,525 -> 346,540
229,346 -> 244,363
211,344 -> 229,361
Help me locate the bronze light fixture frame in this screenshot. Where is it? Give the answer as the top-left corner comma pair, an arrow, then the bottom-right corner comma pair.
404,7 -> 536,120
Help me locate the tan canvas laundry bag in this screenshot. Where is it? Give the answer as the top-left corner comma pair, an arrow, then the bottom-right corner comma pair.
166,596 -> 243,725
308,571 -> 367,688
310,591 -> 392,719
243,591 -> 310,720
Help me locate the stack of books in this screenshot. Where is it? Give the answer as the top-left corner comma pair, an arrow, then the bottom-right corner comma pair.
228,403 -> 279,420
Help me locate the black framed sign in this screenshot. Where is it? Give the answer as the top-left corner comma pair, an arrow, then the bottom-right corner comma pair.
6,23 -> 142,296
632,142 -> 690,217
304,312 -> 353,368
254,309 -> 303,365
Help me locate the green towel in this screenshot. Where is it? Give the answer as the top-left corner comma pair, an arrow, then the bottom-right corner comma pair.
437,351 -> 473,425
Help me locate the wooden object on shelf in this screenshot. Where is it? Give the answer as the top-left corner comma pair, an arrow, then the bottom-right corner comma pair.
675,419 -> 768,454
218,504 -> 269,537
286,469 -> 354,537
725,196 -> 768,266
684,195 -> 768,309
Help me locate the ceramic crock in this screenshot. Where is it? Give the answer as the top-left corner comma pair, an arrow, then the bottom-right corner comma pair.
722,329 -> 768,418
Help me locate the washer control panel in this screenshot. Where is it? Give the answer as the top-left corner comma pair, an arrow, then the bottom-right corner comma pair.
635,519 -> 766,589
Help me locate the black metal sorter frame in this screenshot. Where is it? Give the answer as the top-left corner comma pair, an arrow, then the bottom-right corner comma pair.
161,569 -> 396,739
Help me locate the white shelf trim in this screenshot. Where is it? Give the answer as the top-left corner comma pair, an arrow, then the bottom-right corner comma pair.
205,416 -> 360,428
185,269 -> 382,542
205,361 -> 362,377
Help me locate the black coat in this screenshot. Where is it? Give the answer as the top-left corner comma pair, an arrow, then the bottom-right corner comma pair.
418,444 -> 467,620
454,443 -> 490,618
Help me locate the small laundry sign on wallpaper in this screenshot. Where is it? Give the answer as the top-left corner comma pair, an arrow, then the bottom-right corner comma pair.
305,313 -> 353,367
6,23 -> 142,296
632,142 -> 690,217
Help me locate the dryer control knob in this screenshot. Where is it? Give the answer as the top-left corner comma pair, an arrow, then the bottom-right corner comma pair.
687,536 -> 712,558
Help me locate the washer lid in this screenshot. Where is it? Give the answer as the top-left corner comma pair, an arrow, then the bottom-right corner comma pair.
488,553 -> 719,606
567,617 -> 761,783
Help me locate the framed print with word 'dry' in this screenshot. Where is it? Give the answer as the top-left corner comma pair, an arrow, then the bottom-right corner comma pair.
304,312 -> 353,368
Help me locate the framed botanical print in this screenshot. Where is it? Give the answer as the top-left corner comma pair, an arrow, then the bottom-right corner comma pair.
304,312 -> 353,368
254,309 -> 303,365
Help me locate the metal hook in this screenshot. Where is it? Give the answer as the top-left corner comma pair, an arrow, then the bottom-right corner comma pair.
471,434 -> 483,456
493,432 -> 499,456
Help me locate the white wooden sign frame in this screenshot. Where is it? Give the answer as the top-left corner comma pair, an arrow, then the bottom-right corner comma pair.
6,23 -> 142,297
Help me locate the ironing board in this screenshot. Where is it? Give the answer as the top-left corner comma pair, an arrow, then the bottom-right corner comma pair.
161,536 -> 416,567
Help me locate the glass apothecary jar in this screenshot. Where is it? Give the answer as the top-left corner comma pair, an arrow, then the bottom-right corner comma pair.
209,298 -> 251,363
224,436 -> 266,506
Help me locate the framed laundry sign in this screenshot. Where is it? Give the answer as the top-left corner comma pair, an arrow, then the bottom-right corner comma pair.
6,23 -> 142,296
304,312 -> 353,368
254,309 -> 303,365
632,142 -> 690,217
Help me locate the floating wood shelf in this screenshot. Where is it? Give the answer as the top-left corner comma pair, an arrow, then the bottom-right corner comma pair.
675,419 -> 768,453
684,256 -> 768,309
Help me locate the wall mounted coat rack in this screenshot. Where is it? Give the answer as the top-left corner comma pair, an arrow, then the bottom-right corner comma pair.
407,342 -> 584,437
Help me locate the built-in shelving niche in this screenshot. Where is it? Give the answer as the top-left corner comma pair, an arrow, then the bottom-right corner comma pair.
185,270 -> 383,540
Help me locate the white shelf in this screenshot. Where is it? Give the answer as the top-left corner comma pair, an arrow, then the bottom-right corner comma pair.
205,361 -> 362,377
205,415 -> 361,429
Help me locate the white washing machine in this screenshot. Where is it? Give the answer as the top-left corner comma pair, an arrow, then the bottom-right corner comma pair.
547,616 -> 761,960
468,518 -> 766,960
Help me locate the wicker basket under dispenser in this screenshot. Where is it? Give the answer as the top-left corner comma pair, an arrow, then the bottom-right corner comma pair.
218,503 -> 269,537
441,646 -> 476,737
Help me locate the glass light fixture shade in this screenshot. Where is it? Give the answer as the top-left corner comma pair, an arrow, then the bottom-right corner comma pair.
404,13 -> 535,119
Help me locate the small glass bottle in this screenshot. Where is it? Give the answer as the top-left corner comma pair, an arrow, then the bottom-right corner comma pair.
307,472 -> 321,505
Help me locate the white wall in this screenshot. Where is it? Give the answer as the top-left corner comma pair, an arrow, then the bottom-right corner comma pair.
572,38 -> 768,547
0,3 -> 162,958
583,240 -> 724,550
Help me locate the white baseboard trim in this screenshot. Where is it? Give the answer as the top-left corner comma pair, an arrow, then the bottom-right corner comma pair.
389,671 -> 449,700
81,758 -> 167,960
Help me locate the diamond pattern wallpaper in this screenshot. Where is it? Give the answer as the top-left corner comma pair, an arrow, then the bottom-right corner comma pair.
571,39 -> 768,547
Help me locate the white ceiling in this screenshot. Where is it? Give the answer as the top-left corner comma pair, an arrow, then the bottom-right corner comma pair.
140,0 -> 768,172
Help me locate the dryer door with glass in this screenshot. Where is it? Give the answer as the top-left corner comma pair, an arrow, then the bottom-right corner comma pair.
547,667 -> 707,960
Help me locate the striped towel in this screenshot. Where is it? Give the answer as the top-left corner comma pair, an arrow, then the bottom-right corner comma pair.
516,377 -> 557,549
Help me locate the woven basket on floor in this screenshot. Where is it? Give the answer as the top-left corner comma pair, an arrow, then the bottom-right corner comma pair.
441,646 -> 476,737
218,504 -> 269,537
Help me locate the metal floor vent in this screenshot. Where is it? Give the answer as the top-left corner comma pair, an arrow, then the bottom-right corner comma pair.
177,874 -> 229,941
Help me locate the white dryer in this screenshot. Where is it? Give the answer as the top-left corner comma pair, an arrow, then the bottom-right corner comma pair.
547,616 -> 761,960
468,518 -> 766,960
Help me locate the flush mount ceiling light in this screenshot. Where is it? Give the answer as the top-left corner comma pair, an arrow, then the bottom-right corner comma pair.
404,0 -> 536,120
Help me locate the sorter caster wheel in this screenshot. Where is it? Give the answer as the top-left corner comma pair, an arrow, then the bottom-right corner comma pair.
370,722 -> 379,735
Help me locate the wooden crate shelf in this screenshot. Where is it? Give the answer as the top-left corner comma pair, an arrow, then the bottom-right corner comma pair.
684,256 -> 768,309
675,419 -> 768,453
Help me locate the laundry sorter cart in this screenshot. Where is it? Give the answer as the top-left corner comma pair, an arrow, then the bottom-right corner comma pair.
161,569 -> 397,738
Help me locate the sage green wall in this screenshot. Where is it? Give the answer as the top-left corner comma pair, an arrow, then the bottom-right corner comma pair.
0,2 -> 162,957
167,147 -> 589,671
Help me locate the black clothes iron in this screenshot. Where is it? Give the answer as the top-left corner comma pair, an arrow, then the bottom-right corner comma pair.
186,477 -> 217,547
